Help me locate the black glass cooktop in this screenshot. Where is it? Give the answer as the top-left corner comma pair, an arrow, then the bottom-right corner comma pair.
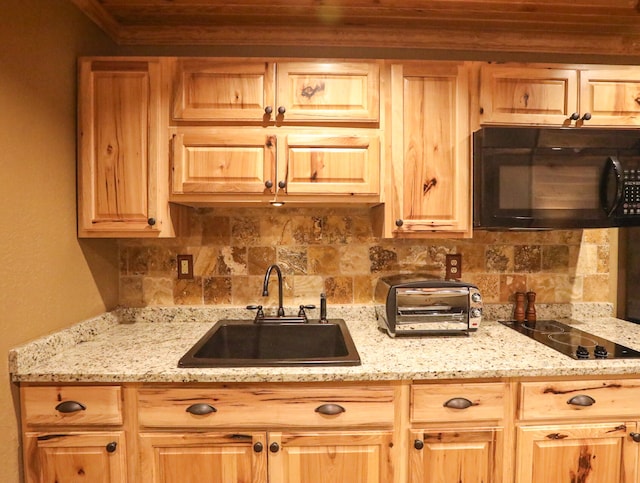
500,319 -> 640,360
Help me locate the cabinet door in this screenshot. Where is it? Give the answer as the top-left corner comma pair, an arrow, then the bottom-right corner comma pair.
580,68 -> 640,126
268,431 -> 393,483
479,65 -> 578,125
279,132 -> 380,197
516,422 -> 637,483
78,58 -> 167,237
171,130 -> 276,198
276,62 -> 379,123
24,431 -> 126,483
409,428 -> 502,483
389,62 -> 471,237
138,432 -> 267,483
172,59 -> 275,122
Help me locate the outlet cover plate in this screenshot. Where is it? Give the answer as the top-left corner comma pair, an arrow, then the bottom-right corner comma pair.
177,254 -> 194,279
445,254 -> 462,280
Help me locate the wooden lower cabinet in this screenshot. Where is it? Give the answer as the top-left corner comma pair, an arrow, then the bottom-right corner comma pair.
409,428 -> 502,483
270,431 -> 393,483
515,422 -> 638,483
23,431 -> 127,483
138,430 -> 392,483
139,431 -> 267,483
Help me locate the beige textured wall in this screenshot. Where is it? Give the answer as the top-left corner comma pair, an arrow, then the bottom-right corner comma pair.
0,2 -> 119,481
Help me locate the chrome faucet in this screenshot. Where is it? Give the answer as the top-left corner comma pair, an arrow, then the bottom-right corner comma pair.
262,264 -> 285,317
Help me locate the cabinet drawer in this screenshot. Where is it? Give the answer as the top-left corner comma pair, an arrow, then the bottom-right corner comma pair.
21,386 -> 123,426
138,385 -> 395,429
519,379 -> 640,420
411,383 -> 506,423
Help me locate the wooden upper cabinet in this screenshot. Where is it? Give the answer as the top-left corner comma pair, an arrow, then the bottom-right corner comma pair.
280,133 -> 380,196
580,68 -> 640,126
172,59 -> 275,122
388,62 -> 472,238
171,59 -> 380,124
172,129 -> 277,198
480,63 -> 640,126
78,58 -> 172,238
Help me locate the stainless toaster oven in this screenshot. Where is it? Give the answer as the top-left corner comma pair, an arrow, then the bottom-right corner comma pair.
374,275 -> 483,337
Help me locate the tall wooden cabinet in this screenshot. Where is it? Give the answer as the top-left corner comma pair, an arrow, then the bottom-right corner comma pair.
77,58 -> 173,238
385,62 -> 472,238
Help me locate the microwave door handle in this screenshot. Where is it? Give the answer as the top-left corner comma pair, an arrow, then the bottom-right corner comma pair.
601,156 -> 623,217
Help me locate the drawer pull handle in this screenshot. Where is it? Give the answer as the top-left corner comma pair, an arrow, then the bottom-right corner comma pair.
106,442 -> 117,453
315,403 -> 346,415
443,397 -> 473,410
630,432 -> 640,443
414,439 -> 424,450
186,403 -> 217,415
567,395 -> 596,407
55,401 -> 86,413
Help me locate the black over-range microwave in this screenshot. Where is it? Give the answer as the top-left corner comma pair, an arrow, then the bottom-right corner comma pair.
473,126 -> 640,229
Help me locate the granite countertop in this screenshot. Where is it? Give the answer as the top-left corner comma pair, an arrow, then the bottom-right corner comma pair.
10,305 -> 640,384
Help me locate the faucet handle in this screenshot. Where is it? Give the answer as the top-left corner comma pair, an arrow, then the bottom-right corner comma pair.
246,304 -> 265,323
297,304 -> 316,322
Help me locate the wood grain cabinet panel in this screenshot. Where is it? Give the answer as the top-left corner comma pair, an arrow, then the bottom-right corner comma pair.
519,378 -> 640,421
268,431 -> 394,483
515,422 -> 638,483
23,431 -> 127,483
21,385 -> 123,426
139,432 -> 268,483
409,428 -> 503,483
479,63 -> 640,126
387,61 -> 472,238
411,382 -> 506,423
137,385 -> 395,429
172,59 -> 379,124
78,58 -> 171,237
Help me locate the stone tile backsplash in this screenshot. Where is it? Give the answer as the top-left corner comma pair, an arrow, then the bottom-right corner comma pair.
119,207 -> 612,308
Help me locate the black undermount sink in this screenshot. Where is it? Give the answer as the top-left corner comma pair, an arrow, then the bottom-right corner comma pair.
178,319 -> 361,367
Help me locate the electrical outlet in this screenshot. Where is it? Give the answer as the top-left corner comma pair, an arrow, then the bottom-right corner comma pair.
445,254 -> 462,280
177,254 -> 194,279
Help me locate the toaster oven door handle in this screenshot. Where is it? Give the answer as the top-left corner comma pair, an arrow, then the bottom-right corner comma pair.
443,397 -> 473,410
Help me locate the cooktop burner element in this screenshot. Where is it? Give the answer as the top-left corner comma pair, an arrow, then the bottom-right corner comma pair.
499,320 -> 640,360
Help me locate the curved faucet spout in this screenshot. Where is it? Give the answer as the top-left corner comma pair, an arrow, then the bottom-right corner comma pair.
262,264 -> 285,316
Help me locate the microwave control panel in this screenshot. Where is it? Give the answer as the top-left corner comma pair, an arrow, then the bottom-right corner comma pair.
623,169 -> 640,215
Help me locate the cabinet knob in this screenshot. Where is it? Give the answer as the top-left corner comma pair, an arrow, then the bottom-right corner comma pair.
315,403 -> 346,415
147,217 -> 156,226
265,180 -> 273,189
185,403 -> 217,415
264,106 -> 273,115
278,180 -> 286,189
395,219 -> 404,227
567,394 -> 595,407
253,442 -> 264,452
55,401 -> 86,413
443,397 -> 473,410
630,432 -> 640,443
106,442 -> 117,453
269,442 -> 280,453
570,112 -> 580,121
581,112 -> 592,121
277,106 -> 286,115
414,439 -> 424,450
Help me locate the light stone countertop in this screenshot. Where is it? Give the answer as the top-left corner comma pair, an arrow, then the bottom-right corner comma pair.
9,305 -> 640,383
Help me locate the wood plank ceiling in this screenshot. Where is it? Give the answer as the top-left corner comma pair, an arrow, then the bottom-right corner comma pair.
70,0 -> 640,57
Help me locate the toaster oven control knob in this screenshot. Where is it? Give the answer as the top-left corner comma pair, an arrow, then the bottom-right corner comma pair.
471,293 -> 482,303
470,308 -> 482,319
